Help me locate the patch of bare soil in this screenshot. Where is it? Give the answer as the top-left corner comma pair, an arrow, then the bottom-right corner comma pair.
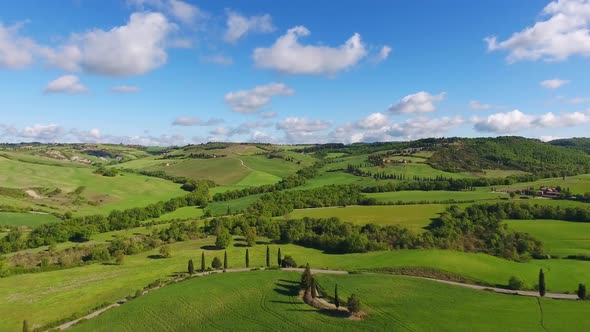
25,189 -> 42,199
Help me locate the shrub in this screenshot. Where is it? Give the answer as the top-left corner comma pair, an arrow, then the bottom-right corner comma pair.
159,245 -> 171,258
281,255 -> 297,268
215,228 -> 232,249
347,294 -> 361,314
211,256 -> 222,269
508,276 -> 526,290
90,246 -> 111,261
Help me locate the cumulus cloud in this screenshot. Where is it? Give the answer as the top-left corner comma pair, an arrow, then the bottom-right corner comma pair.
469,100 -> 493,110
473,109 -> 590,133
44,75 -> 88,94
253,26 -> 367,75
570,97 -> 590,104
0,21 -> 45,69
172,117 -> 223,126
19,124 -> 65,141
110,85 -> 140,93
259,111 -> 278,119
276,117 -> 332,143
200,55 -> 233,66
387,91 -> 446,114
209,121 -> 271,137
375,45 -> 392,63
224,10 -> 274,43
355,112 -> 391,129
540,79 -> 570,89
225,83 -> 294,114
129,0 -> 207,24
44,12 -> 176,76
485,0 -> 590,62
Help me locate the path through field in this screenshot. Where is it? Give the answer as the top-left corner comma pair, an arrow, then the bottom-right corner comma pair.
238,158 -> 253,171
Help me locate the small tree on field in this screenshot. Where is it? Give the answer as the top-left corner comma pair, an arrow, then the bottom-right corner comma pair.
578,283 -> 587,300
539,269 -> 546,297
159,245 -> 171,258
277,247 -> 282,266
201,252 -> 205,272
334,284 -> 340,308
244,227 -> 257,247
212,257 -> 222,270
281,255 -> 296,268
224,251 -> 228,270
266,246 -> 270,268
188,259 -> 194,275
216,228 -> 232,249
245,249 -> 250,268
300,263 -> 313,293
22,320 -> 29,332
508,276 -> 526,290
115,251 -> 125,265
347,294 -> 361,314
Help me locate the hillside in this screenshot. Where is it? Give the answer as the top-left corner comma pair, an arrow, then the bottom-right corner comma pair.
549,138 -> 590,155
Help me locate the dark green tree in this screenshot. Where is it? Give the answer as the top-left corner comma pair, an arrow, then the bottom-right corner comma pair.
201,252 -> 205,272
224,251 -> 228,270
277,247 -> 282,266
539,269 -> 546,297
246,249 -> 250,268
188,259 -> 194,275
578,283 -> 587,300
334,284 -> 340,308
215,228 -> 232,249
311,277 -> 317,298
23,320 -> 29,332
281,255 -> 296,268
300,263 -> 313,293
266,245 -> 270,268
245,227 -> 256,247
347,294 -> 361,314
212,256 -> 222,270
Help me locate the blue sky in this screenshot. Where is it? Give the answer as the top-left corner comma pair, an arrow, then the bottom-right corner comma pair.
0,0 -> 589,145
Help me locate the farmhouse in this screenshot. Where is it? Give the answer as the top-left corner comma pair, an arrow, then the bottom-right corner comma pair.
537,187 -> 561,199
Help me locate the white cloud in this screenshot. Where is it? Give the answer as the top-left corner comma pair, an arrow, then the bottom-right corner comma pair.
209,121 -> 271,137
469,100 -> 493,110
128,0 -> 207,24
473,109 -> 590,133
259,111 -> 278,119
200,55 -> 233,66
45,12 -> 176,77
249,131 -> 276,143
225,83 -> 294,114
485,0 -> 590,62
0,21 -> 44,69
110,85 -> 140,93
355,112 -> 391,129
253,26 -> 367,75
276,117 -> 332,143
387,91 -> 446,114
375,45 -> 392,63
540,79 -> 570,89
44,75 -> 88,94
20,124 -> 65,141
224,10 -> 274,43
570,97 -> 590,104
172,117 -> 223,126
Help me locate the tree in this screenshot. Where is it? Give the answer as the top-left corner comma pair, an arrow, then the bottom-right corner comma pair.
334,284 -> 340,308
508,276 -> 526,290
188,259 -> 194,275
215,228 -> 232,249
245,227 -> 257,247
539,269 -> 546,297
224,251 -> 228,270
310,277 -> 317,298
201,252 -> 205,272
300,263 -> 313,293
159,245 -> 171,258
22,320 -> 29,332
347,294 -> 361,314
115,251 -> 125,265
212,256 -> 222,269
245,249 -> 250,268
578,283 -> 587,300
277,247 -> 282,266
266,246 -> 270,268
281,255 -> 296,268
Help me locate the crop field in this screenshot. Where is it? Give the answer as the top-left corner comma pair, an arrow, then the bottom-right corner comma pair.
71,270 -> 590,332
364,190 -> 507,203
491,174 -> 590,195
360,164 -> 476,179
208,194 -> 263,216
0,156 -> 186,215
296,171 -> 378,190
506,219 -> 590,257
0,212 -> 61,227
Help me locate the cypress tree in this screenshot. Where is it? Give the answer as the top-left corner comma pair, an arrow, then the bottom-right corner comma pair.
277,247 -> 282,267
266,245 -> 270,268
334,284 -> 340,308
201,252 -> 205,272
224,251 -> 228,270
311,277 -> 317,298
539,269 -> 546,297
188,259 -> 194,275
578,283 -> 587,300
300,263 -> 313,293
23,320 -> 29,332
245,249 -> 250,268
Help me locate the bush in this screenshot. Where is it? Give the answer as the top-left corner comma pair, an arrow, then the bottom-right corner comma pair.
347,294 -> 361,313
508,276 -> 526,290
159,245 -> 171,258
90,246 -> 111,261
281,255 -> 297,268
215,228 -> 232,249
211,256 -> 222,269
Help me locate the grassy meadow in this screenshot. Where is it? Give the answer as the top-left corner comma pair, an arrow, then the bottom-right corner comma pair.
0,212 -> 61,227
506,219 -> 590,257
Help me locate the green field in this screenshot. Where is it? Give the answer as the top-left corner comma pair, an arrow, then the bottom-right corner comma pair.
365,190 -> 507,203
208,194 -> 263,216
0,156 -> 186,215
72,271 -> 590,332
492,174 -> 590,195
506,219 -> 590,257
0,212 -> 61,227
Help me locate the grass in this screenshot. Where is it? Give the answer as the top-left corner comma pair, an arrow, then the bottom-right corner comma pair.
0,212 -> 61,227
234,171 -> 282,187
72,271 -> 590,332
364,190 -> 507,203
240,155 -> 302,178
207,194 -> 263,216
148,158 -> 252,185
491,174 -> 590,195
297,171 -> 378,190
4,237 -> 590,330
506,219 -> 590,257
0,156 -> 185,215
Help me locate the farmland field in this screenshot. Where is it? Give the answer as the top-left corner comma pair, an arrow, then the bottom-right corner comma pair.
364,190 -> 507,203
0,212 -> 61,227
506,219 -> 590,257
